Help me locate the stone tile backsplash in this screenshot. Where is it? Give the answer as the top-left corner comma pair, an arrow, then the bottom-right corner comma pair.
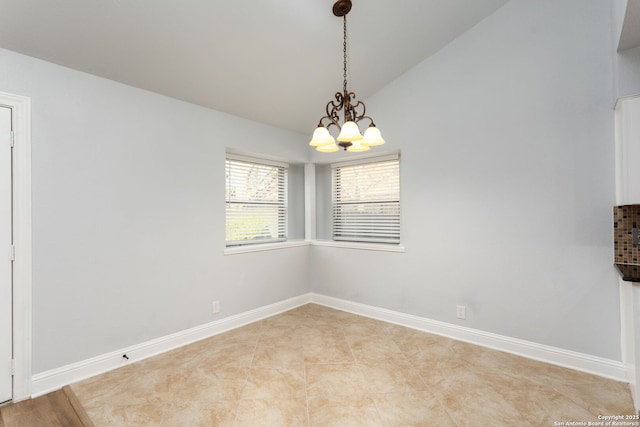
614,204 -> 640,265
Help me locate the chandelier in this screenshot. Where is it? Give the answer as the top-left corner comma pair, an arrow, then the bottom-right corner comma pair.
309,0 -> 385,153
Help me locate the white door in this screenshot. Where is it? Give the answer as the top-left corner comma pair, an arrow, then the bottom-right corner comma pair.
0,106 -> 12,403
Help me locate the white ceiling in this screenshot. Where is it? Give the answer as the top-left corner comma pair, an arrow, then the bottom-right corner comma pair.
619,0 -> 640,51
0,0 -> 509,134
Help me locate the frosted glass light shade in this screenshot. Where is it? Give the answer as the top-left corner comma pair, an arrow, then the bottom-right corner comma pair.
346,140 -> 370,153
316,142 -> 339,152
337,121 -> 363,142
309,126 -> 335,146
362,126 -> 385,146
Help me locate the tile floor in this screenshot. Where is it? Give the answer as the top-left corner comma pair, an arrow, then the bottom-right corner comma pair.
71,304 -> 636,426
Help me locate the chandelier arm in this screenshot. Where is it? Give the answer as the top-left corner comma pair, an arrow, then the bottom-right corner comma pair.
354,115 -> 376,127
327,93 -> 345,116
349,99 -> 367,120
325,95 -> 345,127
317,115 -> 341,131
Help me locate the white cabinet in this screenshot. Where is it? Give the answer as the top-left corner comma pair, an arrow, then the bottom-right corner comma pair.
615,4 -> 640,412
616,95 -> 640,413
616,96 -> 640,204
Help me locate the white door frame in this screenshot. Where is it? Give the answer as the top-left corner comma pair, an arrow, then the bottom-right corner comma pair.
0,91 -> 32,401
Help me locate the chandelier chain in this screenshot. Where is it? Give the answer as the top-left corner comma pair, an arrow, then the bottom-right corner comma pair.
343,15 -> 348,93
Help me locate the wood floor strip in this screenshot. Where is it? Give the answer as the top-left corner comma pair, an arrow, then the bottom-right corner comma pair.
0,390 -> 84,427
63,386 -> 95,427
47,391 -> 84,427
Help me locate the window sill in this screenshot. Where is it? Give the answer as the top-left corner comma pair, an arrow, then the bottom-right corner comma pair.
224,240 -> 310,255
310,240 -> 405,253
223,239 -> 405,255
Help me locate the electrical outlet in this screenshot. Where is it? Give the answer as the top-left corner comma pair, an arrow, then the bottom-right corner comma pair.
456,305 -> 466,320
212,301 -> 220,314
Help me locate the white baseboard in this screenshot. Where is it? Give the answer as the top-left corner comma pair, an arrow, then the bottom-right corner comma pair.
309,293 -> 628,382
31,294 -> 311,397
31,292 -> 629,398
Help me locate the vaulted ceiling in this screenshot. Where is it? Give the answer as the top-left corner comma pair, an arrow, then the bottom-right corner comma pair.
0,0 -> 509,134
619,0 -> 640,51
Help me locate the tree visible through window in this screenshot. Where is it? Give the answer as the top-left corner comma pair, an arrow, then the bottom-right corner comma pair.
332,154 -> 400,244
225,154 -> 287,246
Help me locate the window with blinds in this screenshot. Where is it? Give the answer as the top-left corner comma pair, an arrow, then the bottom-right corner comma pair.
332,154 -> 400,244
225,154 -> 287,246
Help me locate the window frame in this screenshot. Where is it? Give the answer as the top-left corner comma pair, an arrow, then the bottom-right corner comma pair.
225,153 -> 288,247
330,153 -> 401,245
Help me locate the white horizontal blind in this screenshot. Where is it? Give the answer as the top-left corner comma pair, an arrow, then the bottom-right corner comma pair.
226,155 -> 287,246
332,154 -> 400,244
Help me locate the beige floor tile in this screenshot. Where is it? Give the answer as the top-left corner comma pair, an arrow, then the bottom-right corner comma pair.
242,365 -> 306,400
160,401 -> 238,427
234,398 -> 307,427
487,374 -> 606,426
170,366 -> 250,402
358,358 -> 428,393
257,327 -> 305,347
400,339 -> 461,365
84,403 -> 166,427
347,336 -> 407,363
372,391 -> 458,427
414,359 -> 487,392
251,341 -> 305,367
437,384 -> 530,427
305,363 -> 369,397
551,378 -> 637,416
196,342 -> 257,368
301,329 -> 340,342
71,365 -> 143,407
303,338 -> 355,364
340,319 -> 388,338
308,395 -> 384,427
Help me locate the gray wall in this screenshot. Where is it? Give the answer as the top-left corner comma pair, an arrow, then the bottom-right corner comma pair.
310,0 -> 621,360
288,164 -> 306,240
0,48 -> 310,373
314,164 -> 332,240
